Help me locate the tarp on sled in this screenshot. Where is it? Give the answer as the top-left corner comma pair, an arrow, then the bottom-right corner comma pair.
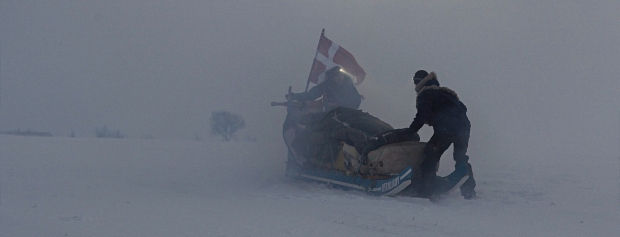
283,106 -> 426,177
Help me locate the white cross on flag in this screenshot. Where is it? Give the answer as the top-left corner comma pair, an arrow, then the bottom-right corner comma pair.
307,31 -> 366,85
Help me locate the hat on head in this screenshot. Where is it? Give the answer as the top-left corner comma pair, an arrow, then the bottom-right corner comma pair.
413,70 -> 429,84
325,66 -> 342,78
415,71 -> 438,93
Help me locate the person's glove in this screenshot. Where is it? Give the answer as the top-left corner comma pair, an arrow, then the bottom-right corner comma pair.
285,93 -> 296,101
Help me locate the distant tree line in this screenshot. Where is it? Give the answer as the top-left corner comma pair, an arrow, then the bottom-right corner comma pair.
2,111 -> 249,141
0,129 -> 53,137
95,125 -> 124,138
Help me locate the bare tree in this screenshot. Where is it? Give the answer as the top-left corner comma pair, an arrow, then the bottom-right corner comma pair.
210,111 -> 245,141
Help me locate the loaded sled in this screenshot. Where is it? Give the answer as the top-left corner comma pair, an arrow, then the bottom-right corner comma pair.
273,100 -> 469,197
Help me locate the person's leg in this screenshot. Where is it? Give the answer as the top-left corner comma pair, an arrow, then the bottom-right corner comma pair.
419,131 -> 452,198
453,126 -> 476,199
452,130 -> 470,163
331,127 -> 368,155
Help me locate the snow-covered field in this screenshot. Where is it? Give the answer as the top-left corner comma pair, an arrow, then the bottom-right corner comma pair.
1,135 -> 618,237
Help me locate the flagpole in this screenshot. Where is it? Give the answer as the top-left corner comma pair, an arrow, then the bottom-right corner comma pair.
305,28 -> 325,92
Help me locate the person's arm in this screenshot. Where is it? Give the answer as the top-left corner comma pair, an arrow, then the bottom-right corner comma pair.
408,93 -> 432,133
290,83 -> 324,101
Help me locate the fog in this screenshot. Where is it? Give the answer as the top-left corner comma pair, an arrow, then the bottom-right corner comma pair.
2,0 -> 619,163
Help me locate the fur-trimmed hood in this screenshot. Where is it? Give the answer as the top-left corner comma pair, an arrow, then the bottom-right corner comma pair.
415,72 -> 459,100
417,85 -> 459,100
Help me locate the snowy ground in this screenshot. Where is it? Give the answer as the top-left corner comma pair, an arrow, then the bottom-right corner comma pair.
1,135 -> 618,237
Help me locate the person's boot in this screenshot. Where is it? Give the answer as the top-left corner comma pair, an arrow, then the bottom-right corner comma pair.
458,162 -> 477,199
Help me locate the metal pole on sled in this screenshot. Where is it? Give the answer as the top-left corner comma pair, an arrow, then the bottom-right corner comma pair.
305,28 -> 325,93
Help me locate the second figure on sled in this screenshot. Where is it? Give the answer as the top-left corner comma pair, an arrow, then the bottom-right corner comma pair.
286,66 -> 362,111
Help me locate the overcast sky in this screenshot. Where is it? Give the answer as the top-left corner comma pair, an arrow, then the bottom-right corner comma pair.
1,1 -> 619,160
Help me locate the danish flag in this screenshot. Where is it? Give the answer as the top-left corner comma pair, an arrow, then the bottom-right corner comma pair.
307,30 -> 366,85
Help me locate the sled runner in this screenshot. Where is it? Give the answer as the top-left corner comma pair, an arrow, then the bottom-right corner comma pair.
285,159 -> 413,196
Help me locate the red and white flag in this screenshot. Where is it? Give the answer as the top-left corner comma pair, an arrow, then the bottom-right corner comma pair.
307,31 -> 366,85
